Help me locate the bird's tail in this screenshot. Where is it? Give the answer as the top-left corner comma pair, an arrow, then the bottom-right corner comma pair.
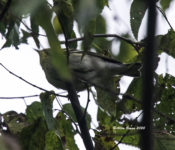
123,63 -> 142,77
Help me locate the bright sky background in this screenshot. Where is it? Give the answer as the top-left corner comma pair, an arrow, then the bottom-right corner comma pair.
1,0 -> 175,150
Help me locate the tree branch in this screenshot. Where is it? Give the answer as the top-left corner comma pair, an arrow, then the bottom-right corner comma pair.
83,87 -> 91,118
0,95 -> 39,99
66,82 -> 94,150
141,0 -> 157,149
110,112 -> 143,150
156,5 -> 174,31
60,33 -> 142,51
0,63 -> 68,98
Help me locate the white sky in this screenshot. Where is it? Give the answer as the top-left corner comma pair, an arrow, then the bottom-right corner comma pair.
1,0 -> 175,150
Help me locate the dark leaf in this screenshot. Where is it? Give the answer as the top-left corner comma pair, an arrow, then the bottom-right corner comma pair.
154,130 -> 175,150
115,35 -> 138,63
45,130 -> 64,150
3,111 -> 28,135
19,118 -> 48,150
130,0 -> 148,39
62,103 -> 91,129
156,30 -> 175,58
55,112 -> 79,150
160,0 -> 172,11
40,92 -> 55,130
26,101 -> 44,123
122,77 -> 142,113
30,16 -> 40,48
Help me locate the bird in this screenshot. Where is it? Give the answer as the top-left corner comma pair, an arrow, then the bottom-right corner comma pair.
36,49 -> 141,91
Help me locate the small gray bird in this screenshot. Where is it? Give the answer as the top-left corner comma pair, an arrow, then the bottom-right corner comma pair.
37,49 -> 141,91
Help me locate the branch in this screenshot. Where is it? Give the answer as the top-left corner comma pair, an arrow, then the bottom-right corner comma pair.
110,130 -> 130,150
156,5 -> 174,31
57,7 -> 94,148
0,0 -> 11,21
141,0 -> 157,149
60,34 -> 142,51
110,112 -> 143,150
83,87 -> 91,118
154,109 -> 175,124
0,95 -> 39,99
66,82 -> 94,150
55,97 -> 81,135
0,63 -> 67,98
17,18 -> 47,37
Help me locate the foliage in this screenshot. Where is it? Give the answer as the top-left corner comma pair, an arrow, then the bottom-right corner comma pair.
0,0 -> 175,150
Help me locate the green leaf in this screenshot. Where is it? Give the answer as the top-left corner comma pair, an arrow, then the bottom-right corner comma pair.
53,0 -> 77,49
26,101 -> 44,123
153,74 -> 175,133
55,112 -> 79,150
3,111 -> 28,134
21,29 -> 31,44
95,77 -> 121,117
122,77 -> 142,113
96,0 -> 108,13
10,0 -> 45,16
92,15 -> 112,53
40,92 -> 55,130
154,131 -> 175,150
2,23 -> 20,49
130,0 -> 148,39
53,16 -> 63,34
94,129 -> 119,150
76,0 -> 97,26
54,0 -> 74,39
160,0 -> 172,11
96,108 -> 140,148
156,30 -> 175,58
62,103 -> 91,129
96,15 -> 106,34
0,136 -> 9,150
114,129 -> 140,147
33,2 -> 71,80
30,16 -> 40,48
0,22 -> 6,36
45,130 -> 64,150
116,36 -> 138,63
97,108 -> 113,125
19,118 -> 48,150
83,18 -> 96,52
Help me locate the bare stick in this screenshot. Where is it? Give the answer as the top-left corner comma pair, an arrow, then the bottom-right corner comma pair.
83,87 -> 91,118
0,63 -> 67,98
60,33 -> 142,51
0,95 -> 39,99
156,6 -> 174,31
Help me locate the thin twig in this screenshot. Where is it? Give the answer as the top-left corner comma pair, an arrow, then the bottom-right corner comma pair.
110,130 -> 130,150
55,96 -> 81,135
62,110 -> 81,135
0,63 -> 68,98
156,5 -> 174,31
154,109 -> 175,124
83,87 -> 91,118
18,18 -> 47,37
23,98 -> 28,107
60,33 -> 142,51
0,95 -> 39,99
110,112 -> 143,150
